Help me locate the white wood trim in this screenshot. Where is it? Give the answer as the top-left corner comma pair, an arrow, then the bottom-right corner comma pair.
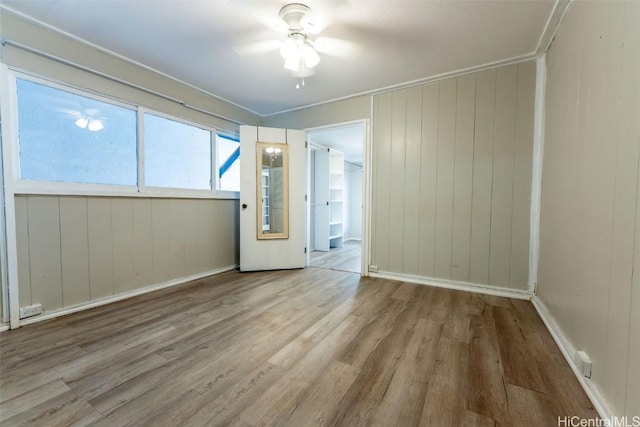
0,7 -> 261,119
0,324 -> 9,332
362,113 -> 372,277
264,54 -> 540,118
531,295 -> 616,420
1,65 -> 22,329
370,271 -> 532,300
17,265 -> 237,327
536,0 -> 573,54
529,55 -> 547,293
304,118 -> 371,277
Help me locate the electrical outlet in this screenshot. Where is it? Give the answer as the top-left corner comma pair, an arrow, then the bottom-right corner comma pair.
575,350 -> 592,378
369,265 -> 378,273
19,303 -> 43,319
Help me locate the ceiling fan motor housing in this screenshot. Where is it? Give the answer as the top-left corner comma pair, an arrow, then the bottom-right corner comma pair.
279,3 -> 313,34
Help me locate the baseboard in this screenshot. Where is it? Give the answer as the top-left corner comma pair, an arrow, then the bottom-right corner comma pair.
369,271 -> 532,300
531,295 -> 616,420
17,265 -> 237,328
0,323 -> 9,332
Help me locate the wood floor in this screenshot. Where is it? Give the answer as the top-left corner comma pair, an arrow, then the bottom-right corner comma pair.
0,268 -> 597,426
310,240 -> 361,274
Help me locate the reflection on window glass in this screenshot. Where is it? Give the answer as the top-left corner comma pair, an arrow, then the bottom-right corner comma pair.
144,113 -> 211,190
16,79 -> 137,185
216,134 -> 240,191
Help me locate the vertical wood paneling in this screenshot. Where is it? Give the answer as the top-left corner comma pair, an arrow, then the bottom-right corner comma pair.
624,2 -> 640,416
151,199 -> 171,283
87,198 -> 113,300
602,1 -> 633,410
509,62 -> 535,288
169,201 -> 186,278
15,196 -> 239,317
197,200 -> 214,272
489,65 -> 518,287
211,200 -> 223,268
538,0 -> 640,417
15,196 -> 32,307
231,200 -> 240,266
451,75 -> 476,282
388,90 -> 407,273
132,198 -> 153,287
403,86 -> 422,275
59,197 -> 90,306
434,79 -> 457,279
372,62 -> 534,290
418,84 -> 439,278
184,200 -> 200,274
374,93 -> 393,271
112,198 -> 135,294
469,70 -> 496,285
27,196 -> 63,311
222,201 -> 235,267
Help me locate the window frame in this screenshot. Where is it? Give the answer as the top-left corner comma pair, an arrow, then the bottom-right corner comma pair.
6,70 -> 240,200
215,131 -> 241,192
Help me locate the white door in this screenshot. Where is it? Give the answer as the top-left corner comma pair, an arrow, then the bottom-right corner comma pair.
239,126 -> 307,271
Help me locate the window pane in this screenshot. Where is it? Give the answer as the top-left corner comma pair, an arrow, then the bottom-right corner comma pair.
16,79 -> 137,185
144,114 -> 211,190
217,134 -> 240,192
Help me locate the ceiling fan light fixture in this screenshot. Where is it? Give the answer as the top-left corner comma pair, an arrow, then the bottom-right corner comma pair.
75,117 -> 89,129
279,36 -> 298,60
87,119 -> 104,131
302,42 -> 319,68
284,56 -> 300,72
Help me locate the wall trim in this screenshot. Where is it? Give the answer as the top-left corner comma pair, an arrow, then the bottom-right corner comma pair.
0,323 -> 9,332
531,295 -> 616,420
528,55 -> 547,293
0,5 -> 262,120
16,265 -> 237,328
369,271 -> 532,300
264,53 -> 539,118
536,0 -> 573,54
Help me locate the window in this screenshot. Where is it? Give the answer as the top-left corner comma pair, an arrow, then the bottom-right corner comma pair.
16,79 -> 137,186
216,134 -> 240,192
144,113 -> 211,190
12,75 -> 239,197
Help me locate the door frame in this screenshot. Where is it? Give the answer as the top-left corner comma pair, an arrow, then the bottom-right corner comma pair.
305,119 -> 371,276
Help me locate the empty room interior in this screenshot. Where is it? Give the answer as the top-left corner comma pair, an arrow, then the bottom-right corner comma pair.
0,0 -> 638,425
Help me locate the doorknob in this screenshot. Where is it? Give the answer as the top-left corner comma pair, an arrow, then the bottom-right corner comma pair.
242,203 -> 248,210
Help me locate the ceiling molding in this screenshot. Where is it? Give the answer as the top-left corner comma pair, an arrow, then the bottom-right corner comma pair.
536,0 -> 572,54
0,4 -> 264,118
264,51 -> 540,118
1,3 -> 551,119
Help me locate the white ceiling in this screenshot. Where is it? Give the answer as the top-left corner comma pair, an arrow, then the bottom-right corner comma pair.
0,0 -> 555,116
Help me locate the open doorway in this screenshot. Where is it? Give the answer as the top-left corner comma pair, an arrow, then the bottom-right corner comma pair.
307,122 -> 365,274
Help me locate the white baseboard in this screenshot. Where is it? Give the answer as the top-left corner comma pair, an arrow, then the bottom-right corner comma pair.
17,265 -> 237,328
531,295 -> 615,420
0,323 -> 9,332
369,271 -> 532,300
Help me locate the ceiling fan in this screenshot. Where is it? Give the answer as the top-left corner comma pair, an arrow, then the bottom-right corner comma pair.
235,2 -> 359,79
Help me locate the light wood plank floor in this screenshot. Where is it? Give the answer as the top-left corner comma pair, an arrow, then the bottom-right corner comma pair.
0,268 -> 597,426
310,240 -> 361,274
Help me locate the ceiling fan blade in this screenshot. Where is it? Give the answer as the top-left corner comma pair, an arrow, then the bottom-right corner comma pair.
234,39 -> 282,56
312,37 -> 361,58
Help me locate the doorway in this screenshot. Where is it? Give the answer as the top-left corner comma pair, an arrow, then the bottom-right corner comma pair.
307,121 -> 365,274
